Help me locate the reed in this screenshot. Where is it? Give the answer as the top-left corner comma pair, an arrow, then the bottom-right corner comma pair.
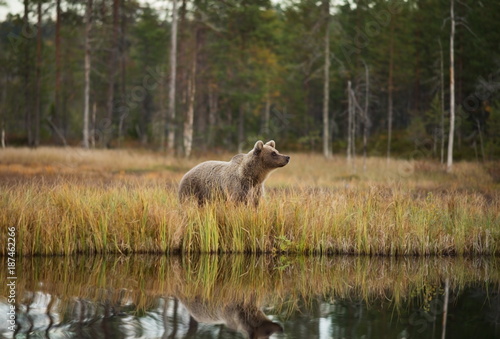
0,147 -> 499,256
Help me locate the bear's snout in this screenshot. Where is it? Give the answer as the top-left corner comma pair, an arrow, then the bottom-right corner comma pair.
279,155 -> 290,167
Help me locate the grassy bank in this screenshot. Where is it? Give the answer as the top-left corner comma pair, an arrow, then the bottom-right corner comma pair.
1,147 -> 499,256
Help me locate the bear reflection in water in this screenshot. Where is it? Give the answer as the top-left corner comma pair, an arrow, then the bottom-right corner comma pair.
178,295 -> 283,339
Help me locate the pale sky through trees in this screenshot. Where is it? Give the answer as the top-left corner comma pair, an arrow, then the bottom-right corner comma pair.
0,0 -> 339,21
0,1 -> 23,21
0,0 -> 163,20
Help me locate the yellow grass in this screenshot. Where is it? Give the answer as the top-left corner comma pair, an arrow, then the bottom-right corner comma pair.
0,147 -> 499,256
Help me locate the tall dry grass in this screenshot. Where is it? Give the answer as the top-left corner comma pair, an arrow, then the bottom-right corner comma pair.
0,147 -> 499,256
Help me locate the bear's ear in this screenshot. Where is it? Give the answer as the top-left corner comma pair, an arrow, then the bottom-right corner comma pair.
265,140 -> 275,148
253,140 -> 264,155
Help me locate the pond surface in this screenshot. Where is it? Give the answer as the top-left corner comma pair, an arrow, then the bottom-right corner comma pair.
1,255 -> 499,339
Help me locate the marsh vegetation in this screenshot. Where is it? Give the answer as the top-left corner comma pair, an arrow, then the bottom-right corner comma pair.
1,147 -> 498,256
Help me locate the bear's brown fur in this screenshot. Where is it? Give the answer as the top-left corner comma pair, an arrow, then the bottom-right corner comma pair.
178,140 -> 290,206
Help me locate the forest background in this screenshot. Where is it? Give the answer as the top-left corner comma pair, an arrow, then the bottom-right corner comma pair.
0,0 -> 499,163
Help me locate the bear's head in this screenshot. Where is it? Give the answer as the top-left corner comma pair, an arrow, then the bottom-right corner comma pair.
252,140 -> 290,169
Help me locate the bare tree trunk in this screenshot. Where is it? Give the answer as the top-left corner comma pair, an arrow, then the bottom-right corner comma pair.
183,40 -> 197,158
362,60 -> 370,173
34,0 -> 42,148
24,0 -> 32,146
105,0 -> 120,148
322,0 -> 331,159
387,22 -> 394,164
83,0 -> 93,149
55,0 -> 62,144
447,0 -> 455,173
167,0 -> 179,155
438,39 -> 445,164
347,80 -> 352,164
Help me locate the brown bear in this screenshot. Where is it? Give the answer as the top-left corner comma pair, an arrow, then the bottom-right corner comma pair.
178,140 -> 290,206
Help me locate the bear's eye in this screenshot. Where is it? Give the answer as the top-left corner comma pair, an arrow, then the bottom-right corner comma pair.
271,152 -> 277,157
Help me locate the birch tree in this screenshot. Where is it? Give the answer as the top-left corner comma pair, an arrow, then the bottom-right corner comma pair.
322,0 -> 331,159
167,0 -> 178,154
183,36 -> 197,158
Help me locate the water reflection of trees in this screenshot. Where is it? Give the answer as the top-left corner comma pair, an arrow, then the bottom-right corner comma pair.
1,255 -> 499,338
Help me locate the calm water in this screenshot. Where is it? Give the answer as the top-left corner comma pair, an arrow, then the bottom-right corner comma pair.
0,255 -> 499,339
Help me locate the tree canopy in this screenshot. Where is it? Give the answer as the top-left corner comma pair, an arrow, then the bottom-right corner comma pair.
0,0 -> 499,161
